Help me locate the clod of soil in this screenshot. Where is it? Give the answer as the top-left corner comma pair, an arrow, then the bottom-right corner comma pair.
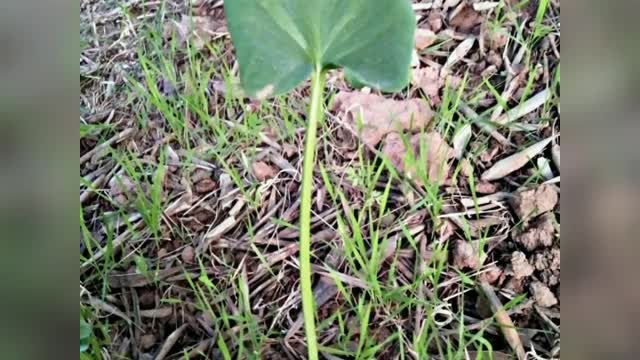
530,281 -> 558,307
195,177 -> 217,193
333,91 -> 434,148
533,247 -> 561,286
450,4 -> 483,33
514,212 -> 556,251
139,291 -> 156,308
484,26 -> 510,50
427,11 -> 443,32
181,245 -> 195,264
452,240 -> 480,270
478,264 -> 503,284
282,143 -> 297,158
140,334 -> 156,350
412,65 -> 442,105
475,181 -> 498,194
510,184 -> 558,221
252,161 -> 277,181
510,251 -> 534,279
382,131 -> 454,183
415,28 -> 437,50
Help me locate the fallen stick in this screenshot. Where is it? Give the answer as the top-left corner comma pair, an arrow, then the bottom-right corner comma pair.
478,281 -> 526,360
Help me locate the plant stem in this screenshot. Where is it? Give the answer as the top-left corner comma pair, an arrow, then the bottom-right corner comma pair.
300,66 -> 325,360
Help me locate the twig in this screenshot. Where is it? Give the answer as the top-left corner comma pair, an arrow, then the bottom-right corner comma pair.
495,88 -> 552,125
186,338 -> 214,358
154,324 -> 188,360
81,220 -> 143,269
478,281 -> 526,360
80,127 -> 135,165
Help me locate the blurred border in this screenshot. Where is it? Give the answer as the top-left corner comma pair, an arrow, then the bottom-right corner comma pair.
0,0 -> 78,358
563,0 -> 640,357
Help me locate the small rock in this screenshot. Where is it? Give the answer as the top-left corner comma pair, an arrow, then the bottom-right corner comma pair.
381,131 -> 454,184
511,251 -> 534,279
530,281 -> 558,307
514,213 -> 556,251
510,184 -> 558,221
140,334 -> 156,350
252,161 -> 277,181
181,245 -> 195,264
452,240 -> 480,270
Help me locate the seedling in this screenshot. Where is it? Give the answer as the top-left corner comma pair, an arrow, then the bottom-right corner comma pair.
225,1 -> 416,358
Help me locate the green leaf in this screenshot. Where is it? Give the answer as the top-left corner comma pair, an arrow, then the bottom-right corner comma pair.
80,319 -> 92,353
225,0 -> 416,98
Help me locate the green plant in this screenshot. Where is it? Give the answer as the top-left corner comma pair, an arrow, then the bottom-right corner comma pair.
80,317 -> 92,353
224,1 -> 416,358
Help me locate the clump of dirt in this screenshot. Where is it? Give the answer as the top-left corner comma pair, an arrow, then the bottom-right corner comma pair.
509,184 -> 558,222
530,281 -> 558,307
484,26 -> 510,51
332,91 -> 434,148
533,247 -> 561,287
452,240 -> 481,270
450,4 -> 483,33
140,334 -> 156,350
415,28 -> 437,50
181,245 -> 195,264
195,177 -> 217,193
514,212 -> 557,251
478,264 -> 503,285
510,251 -> 534,279
252,161 -> 277,181
382,131 -> 454,183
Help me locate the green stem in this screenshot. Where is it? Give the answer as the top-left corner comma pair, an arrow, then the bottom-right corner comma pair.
300,66 -> 325,360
